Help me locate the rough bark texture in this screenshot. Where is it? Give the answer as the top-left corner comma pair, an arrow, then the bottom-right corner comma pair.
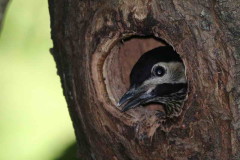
0,0 -> 9,32
49,0 -> 240,160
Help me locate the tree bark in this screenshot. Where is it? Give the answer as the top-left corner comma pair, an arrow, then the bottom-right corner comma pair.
49,0 -> 240,160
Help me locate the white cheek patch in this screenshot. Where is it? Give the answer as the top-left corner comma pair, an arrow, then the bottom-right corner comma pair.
143,62 -> 186,86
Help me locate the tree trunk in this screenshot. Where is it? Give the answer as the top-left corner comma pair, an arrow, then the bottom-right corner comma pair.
0,0 -> 9,32
48,0 -> 240,160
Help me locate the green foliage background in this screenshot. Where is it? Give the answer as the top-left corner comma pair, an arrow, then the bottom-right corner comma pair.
0,0 -> 76,159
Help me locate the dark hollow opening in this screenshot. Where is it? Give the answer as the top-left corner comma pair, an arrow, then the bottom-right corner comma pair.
103,36 -> 187,117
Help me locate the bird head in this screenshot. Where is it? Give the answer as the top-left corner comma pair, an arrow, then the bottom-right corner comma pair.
117,46 -> 187,114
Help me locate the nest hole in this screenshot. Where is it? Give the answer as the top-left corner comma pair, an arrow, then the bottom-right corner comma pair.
103,36 -> 186,118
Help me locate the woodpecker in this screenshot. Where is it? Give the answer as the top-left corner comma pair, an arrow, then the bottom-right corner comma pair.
117,46 -> 187,118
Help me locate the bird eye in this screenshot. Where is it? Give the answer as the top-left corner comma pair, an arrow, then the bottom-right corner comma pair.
153,66 -> 165,77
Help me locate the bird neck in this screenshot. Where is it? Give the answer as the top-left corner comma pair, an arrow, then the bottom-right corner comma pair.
161,90 -> 187,117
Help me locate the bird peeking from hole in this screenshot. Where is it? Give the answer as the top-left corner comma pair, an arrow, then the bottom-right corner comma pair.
117,46 -> 188,118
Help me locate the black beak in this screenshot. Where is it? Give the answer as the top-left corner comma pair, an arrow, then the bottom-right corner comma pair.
117,86 -> 154,112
